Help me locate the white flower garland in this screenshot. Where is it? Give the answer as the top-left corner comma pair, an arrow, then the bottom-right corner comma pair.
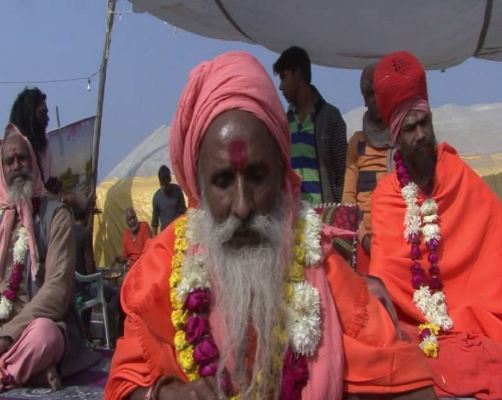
0,226 -> 28,320
400,183 -> 453,343
176,254 -> 210,302
300,202 -> 323,266
182,205 -> 323,358
287,282 -> 321,356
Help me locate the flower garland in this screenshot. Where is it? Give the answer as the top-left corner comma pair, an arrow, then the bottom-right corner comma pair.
170,205 -> 323,398
394,152 -> 453,358
0,226 -> 28,320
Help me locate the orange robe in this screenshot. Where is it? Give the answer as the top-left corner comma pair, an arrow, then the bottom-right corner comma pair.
369,143 -> 502,399
122,221 -> 151,266
105,218 -> 432,400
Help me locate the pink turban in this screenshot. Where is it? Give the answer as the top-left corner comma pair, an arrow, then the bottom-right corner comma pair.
170,51 -> 301,211
0,124 -> 43,278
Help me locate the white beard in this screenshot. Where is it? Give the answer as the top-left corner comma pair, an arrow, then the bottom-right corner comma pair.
7,177 -> 33,205
198,197 -> 292,399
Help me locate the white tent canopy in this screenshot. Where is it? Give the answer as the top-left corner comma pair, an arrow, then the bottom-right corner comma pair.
104,103 -> 502,180
130,0 -> 502,69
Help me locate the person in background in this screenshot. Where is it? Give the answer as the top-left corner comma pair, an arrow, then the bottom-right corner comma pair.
151,165 -> 186,235
369,50 -> 502,398
9,88 -> 50,181
116,207 -> 151,268
0,124 -> 78,389
342,64 -> 393,273
274,46 -> 347,204
9,87 -> 91,212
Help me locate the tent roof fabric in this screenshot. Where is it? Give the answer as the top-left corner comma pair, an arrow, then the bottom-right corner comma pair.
130,0 -> 502,69
107,103 -> 502,180
105,125 -> 170,180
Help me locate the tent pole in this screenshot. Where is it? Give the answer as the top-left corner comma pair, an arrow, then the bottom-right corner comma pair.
91,0 -> 116,194
90,0 -> 116,227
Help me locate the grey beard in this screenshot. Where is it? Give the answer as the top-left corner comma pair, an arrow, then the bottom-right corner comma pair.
7,178 -> 33,205
198,197 -> 291,399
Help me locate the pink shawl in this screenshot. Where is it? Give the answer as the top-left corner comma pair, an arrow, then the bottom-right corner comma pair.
0,124 -> 43,278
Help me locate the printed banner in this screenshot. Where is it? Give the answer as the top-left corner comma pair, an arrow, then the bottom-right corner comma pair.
46,116 -> 95,196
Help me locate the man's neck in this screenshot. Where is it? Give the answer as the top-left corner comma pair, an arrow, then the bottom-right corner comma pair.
293,85 -> 316,123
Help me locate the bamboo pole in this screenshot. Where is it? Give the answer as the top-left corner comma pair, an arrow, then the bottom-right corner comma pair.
90,0 -> 116,198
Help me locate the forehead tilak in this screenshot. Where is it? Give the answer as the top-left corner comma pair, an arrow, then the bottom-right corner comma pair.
227,139 -> 248,172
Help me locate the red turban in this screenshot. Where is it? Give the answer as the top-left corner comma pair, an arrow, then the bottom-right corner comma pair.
374,51 -> 429,129
170,51 -> 301,211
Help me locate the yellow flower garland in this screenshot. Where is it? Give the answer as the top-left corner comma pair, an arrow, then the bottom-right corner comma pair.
170,214 -> 309,396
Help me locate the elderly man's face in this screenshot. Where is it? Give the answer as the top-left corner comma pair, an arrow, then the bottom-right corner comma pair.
198,110 -> 284,245
2,135 -> 33,189
125,208 -> 139,232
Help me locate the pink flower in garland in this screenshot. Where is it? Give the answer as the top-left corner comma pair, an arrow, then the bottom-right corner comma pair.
184,288 -> 211,313
198,361 -> 218,377
193,337 -> 219,365
280,348 -> 309,400
3,288 -> 16,302
185,314 -> 210,344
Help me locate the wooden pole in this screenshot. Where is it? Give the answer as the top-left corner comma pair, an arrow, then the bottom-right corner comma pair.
55,106 -> 61,128
90,0 -> 116,198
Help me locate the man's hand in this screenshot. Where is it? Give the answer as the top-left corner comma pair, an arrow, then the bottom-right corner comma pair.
362,234 -> 372,255
0,336 -> 12,356
365,275 -> 408,341
157,378 -> 219,400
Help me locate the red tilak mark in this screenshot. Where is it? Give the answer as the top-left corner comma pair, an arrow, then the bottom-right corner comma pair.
228,140 -> 248,172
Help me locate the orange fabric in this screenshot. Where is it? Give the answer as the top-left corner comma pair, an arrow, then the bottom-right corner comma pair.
106,219 -> 434,399
105,225 -> 187,400
122,221 -> 151,266
369,143 -> 502,398
325,250 -> 433,394
354,242 -> 370,275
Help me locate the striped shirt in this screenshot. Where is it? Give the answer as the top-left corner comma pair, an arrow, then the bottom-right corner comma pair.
289,111 -> 322,204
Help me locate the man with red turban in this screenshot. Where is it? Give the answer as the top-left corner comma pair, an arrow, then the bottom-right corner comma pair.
105,52 -> 435,400
369,50 -> 502,399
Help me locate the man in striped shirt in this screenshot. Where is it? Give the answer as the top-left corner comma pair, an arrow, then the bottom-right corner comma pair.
274,46 -> 347,204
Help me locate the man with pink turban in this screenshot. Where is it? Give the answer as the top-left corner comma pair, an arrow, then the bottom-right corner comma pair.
0,124 -> 80,389
105,51 -> 435,400
369,50 -> 502,398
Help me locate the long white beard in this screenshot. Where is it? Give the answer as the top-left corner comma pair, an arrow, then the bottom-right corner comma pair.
7,178 -> 33,205
199,198 -> 292,399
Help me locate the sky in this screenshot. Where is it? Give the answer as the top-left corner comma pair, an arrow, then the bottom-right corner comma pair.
1,1 -> 501,181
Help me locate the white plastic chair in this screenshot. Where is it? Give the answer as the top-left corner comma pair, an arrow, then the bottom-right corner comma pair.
75,271 -> 111,349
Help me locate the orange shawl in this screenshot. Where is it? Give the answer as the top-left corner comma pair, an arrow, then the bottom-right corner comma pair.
105,220 -> 432,399
370,143 -> 502,398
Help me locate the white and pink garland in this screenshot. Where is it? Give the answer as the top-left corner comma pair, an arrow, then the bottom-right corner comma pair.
395,152 -> 453,358
0,226 -> 28,320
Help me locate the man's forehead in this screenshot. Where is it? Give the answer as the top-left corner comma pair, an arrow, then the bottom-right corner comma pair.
404,109 -> 429,124
2,135 -> 29,155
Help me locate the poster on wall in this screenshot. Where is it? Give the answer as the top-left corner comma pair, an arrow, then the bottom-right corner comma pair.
46,116 -> 95,196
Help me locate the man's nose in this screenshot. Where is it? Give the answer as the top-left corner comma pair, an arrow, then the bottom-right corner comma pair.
415,126 -> 427,143
232,176 -> 252,221
11,157 -> 21,171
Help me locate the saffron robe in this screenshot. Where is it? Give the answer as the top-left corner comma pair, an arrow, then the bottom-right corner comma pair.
105,217 -> 433,400
369,143 -> 502,399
